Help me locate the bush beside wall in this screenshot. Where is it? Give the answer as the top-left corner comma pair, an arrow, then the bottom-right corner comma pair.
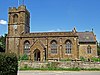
0,52 -> 18,75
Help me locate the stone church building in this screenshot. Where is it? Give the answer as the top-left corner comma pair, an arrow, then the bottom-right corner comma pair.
6,5 -> 97,61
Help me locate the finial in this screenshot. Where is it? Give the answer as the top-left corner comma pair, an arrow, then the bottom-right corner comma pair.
72,27 -> 77,33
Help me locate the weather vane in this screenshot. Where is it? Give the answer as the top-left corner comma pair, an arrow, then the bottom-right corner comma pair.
18,0 -> 25,6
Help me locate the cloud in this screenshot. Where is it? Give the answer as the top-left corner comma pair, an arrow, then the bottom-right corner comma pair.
0,20 -> 8,25
33,29 -> 66,33
47,29 -> 65,32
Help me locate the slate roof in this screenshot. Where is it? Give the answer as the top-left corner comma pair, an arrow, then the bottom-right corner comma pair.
77,32 -> 96,42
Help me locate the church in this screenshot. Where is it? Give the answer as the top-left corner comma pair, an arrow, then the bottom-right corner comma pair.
6,5 -> 97,61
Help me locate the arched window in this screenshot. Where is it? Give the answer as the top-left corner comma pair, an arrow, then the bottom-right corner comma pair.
65,40 -> 72,54
24,41 -> 30,55
50,40 -> 57,54
87,45 -> 91,54
13,14 -> 18,23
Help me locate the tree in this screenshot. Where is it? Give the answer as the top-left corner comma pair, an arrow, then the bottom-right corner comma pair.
0,34 -> 7,52
97,42 -> 100,56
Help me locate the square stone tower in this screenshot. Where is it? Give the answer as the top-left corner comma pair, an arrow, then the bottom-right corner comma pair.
6,5 -> 30,55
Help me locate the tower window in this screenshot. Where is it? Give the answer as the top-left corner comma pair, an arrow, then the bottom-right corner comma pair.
87,45 -> 91,54
50,40 -> 57,54
13,14 -> 18,23
65,40 -> 72,54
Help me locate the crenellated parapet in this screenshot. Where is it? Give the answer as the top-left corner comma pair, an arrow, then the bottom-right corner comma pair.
9,5 -> 26,13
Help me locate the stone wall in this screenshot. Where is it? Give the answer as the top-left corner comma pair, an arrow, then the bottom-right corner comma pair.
19,61 -> 100,69
19,61 -> 48,68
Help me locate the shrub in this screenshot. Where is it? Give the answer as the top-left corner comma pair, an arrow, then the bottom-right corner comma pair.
20,54 -> 29,60
80,56 -> 86,61
0,52 -> 18,75
60,58 -> 71,61
91,57 -> 100,62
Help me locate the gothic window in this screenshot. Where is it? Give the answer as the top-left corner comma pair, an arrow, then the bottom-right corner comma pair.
65,40 -> 72,54
51,40 -> 57,54
13,14 -> 18,23
24,40 -> 30,55
87,45 -> 91,54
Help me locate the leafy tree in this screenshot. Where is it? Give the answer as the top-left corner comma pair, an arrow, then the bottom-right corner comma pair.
0,34 -> 7,51
97,42 -> 100,56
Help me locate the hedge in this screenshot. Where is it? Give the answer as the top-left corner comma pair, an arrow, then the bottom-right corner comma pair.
0,52 -> 18,75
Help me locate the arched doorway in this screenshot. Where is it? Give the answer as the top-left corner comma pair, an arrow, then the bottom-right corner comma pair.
34,49 -> 40,61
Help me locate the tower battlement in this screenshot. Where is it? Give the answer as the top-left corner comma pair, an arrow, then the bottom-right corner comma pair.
9,5 -> 27,13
